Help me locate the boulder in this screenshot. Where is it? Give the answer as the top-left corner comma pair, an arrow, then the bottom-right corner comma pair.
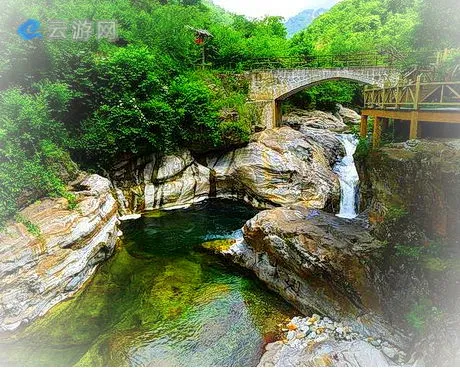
338,105 -> 361,125
258,314 -> 406,367
283,109 -> 347,132
206,127 -> 341,209
206,203 -> 407,348
112,150 -> 211,214
298,127 -> 345,165
0,174 -> 119,331
259,339 -> 391,367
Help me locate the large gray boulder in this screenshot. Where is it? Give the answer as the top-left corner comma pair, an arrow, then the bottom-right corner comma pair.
260,339 -> 390,367
112,150 -> 211,214
338,105 -> 361,125
258,314 -> 405,367
204,203 -> 408,349
283,109 -> 348,131
112,126 -> 344,214
207,127 -> 341,209
0,174 -> 119,331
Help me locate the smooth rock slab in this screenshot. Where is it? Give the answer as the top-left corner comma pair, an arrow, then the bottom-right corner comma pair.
338,105 -> 361,125
112,150 -> 211,214
283,109 -> 348,132
259,339 -> 391,367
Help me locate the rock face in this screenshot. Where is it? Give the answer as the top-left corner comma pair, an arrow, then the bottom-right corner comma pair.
206,203 -> 407,348
114,126 -> 343,213
260,338 -> 390,367
357,139 -> 460,244
356,139 -> 460,366
259,315 -> 400,367
283,109 -> 348,132
112,150 -> 211,215
207,127 -> 341,209
0,174 -> 119,332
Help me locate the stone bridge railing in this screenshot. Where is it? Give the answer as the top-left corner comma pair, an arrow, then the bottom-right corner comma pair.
248,67 -> 400,129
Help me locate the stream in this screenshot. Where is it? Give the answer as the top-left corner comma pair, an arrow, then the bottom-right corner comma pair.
0,200 -> 296,367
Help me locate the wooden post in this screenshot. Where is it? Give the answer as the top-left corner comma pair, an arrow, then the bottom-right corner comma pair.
409,111 -> 419,140
382,84 -> 386,109
373,116 -> 382,148
382,117 -> 389,131
414,75 -> 421,110
274,100 -> 282,127
395,80 -> 401,109
360,115 -> 368,138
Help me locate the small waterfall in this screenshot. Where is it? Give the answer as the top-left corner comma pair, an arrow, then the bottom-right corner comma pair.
334,134 -> 359,219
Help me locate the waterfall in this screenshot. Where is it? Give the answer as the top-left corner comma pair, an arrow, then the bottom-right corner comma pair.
334,134 -> 359,219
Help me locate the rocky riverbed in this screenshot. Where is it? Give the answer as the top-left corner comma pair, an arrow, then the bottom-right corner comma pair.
4,107 -> 457,366
259,314 -> 406,366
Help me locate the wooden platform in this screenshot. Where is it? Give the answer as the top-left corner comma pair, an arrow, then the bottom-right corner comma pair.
362,76 -> 460,146
360,109 -> 460,147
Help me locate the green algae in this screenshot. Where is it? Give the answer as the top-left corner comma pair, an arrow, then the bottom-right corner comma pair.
142,210 -> 167,218
201,238 -> 236,252
0,200 -> 296,367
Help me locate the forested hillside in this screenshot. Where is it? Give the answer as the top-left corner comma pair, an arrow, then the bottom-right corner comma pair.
0,0 -> 289,226
0,0 -> 459,227
286,0 -> 460,111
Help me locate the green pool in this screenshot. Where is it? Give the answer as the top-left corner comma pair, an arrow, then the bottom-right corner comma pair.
0,200 -> 296,366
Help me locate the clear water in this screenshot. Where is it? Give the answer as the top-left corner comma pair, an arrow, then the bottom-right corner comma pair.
334,134 -> 360,219
0,200 -> 296,367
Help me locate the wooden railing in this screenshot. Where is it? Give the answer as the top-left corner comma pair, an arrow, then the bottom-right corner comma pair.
364,77 -> 460,110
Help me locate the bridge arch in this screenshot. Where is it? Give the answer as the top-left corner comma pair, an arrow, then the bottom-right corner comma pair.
275,75 -> 380,101
248,67 -> 399,129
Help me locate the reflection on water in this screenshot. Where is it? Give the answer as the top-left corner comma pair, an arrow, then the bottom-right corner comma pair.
0,200 -> 296,366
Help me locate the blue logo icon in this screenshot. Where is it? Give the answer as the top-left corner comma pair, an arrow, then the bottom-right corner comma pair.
17,19 -> 43,40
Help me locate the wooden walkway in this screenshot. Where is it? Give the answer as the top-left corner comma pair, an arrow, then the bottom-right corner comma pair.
361,77 -> 460,146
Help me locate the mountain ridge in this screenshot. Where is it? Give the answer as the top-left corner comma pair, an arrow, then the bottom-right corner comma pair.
285,8 -> 327,38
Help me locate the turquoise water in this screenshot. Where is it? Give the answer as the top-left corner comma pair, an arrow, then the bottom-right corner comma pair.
0,200 -> 296,366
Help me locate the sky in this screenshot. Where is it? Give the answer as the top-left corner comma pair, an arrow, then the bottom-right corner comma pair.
212,0 -> 342,19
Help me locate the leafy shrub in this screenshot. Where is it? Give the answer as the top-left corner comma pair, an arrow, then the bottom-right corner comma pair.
354,137 -> 371,159
395,244 -> 425,260
385,204 -> 409,221
15,214 -> 41,238
0,85 -> 78,228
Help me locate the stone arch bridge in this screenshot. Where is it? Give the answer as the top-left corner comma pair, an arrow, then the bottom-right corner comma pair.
248,67 -> 399,129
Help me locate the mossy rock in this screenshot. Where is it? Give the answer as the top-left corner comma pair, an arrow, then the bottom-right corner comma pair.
201,239 -> 236,253
143,210 -> 167,218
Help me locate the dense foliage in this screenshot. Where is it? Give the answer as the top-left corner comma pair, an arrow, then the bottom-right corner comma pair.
0,0 -> 459,227
284,0 -> 460,110
290,0 -> 420,55
0,0 -> 289,226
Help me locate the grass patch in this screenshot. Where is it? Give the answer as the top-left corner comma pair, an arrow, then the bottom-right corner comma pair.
384,204 -> 409,222
15,214 -> 41,238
